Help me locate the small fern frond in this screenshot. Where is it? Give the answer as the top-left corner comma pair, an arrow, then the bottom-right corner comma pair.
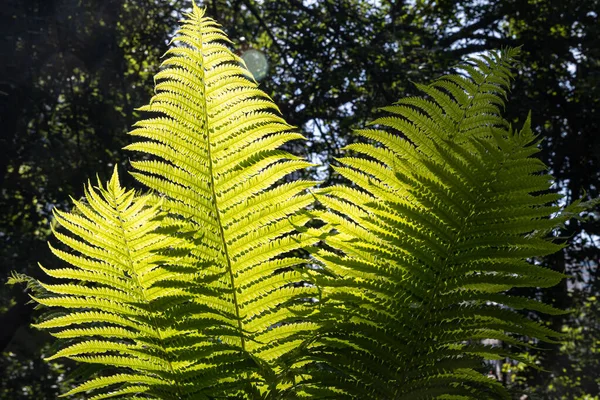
20,168 -> 204,399
123,4 -> 319,396
312,48 -> 575,398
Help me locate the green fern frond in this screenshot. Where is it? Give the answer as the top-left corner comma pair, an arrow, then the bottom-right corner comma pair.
18,168 -> 205,399
123,3 -> 319,396
311,48 -> 573,398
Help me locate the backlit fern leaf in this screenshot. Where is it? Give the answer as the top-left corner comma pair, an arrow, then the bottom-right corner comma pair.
10,5 -> 319,399
309,48 -> 581,399
10,169 -> 197,399
123,3 -> 319,397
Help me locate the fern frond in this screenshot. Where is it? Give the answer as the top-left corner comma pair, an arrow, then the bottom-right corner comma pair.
19,168 -> 204,399
312,48 -> 574,398
123,4 -> 318,396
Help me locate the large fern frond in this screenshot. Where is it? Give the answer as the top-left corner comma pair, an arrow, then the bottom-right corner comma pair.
123,4 -> 319,396
310,48 -> 576,399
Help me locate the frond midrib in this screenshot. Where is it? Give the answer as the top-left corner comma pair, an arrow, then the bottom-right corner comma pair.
105,185 -> 183,397
401,58 -> 518,327
192,12 -> 247,353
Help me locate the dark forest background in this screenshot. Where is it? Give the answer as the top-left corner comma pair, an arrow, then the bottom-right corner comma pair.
1,0 -> 599,398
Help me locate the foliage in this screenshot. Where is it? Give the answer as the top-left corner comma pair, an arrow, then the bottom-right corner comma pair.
507,294 -> 600,399
2,0 -> 599,398
306,47 -> 597,399
7,4 -> 599,399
